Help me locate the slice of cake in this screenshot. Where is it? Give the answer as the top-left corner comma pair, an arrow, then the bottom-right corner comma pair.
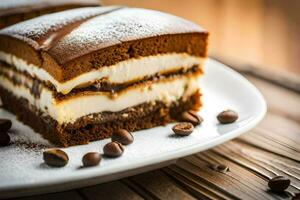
0,0 -> 101,29
0,6 -> 209,147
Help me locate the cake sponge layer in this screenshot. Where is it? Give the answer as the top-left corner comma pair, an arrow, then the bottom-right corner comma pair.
0,7 -> 208,82
0,86 -> 200,147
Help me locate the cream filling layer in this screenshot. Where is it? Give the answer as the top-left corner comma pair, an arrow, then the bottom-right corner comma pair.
0,73 -> 200,124
0,51 -> 205,94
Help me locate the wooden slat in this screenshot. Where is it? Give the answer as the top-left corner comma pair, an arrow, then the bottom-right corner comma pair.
174,154 -> 288,199
78,180 -> 143,200
245,75 -> 300,123
237,134 -> 300,163
212,57 -> 300,93
254,127 -> 300,152
128,170 -> 196,200
257,113 -> 300,143
213,140 -> 300,190
236,113 -> 300,162
163,167 -> 233,200
121,179 -> 157,200
14,191 -> 83,200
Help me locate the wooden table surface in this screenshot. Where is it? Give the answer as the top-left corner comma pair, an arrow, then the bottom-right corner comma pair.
15,60 -> 300,200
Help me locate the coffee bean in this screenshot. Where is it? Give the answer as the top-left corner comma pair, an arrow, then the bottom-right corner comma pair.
0,119 -> 12,132
82,152 -> 101,167
181,110 -> 203,126
217,110 -> 238,124
0,132 -> 10,146
172,122 -> 194,136
43,149 -> 69,167
268,176 -> 291,192
210,164 -> 229,173
103,142 -> 124,157
111,129 -> 134,145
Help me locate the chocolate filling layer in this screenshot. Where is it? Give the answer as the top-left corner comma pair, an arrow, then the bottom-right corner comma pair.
0,61 -> 202,100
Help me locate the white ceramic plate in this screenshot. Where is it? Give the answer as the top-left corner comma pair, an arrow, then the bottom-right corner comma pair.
0,59 -> 266,199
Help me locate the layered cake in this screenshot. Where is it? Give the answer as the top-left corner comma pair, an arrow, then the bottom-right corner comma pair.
0,0 -> 100,29
0,6 -> 209,146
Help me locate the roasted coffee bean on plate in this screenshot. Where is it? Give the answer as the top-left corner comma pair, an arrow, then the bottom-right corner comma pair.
217,109 -> 238,124
111,129 -> 134,145
181,110 -> 203,126
0,118 -> 12,132
0,132 -> 10,146
103,141 -> 124,157
43,149 -> 69,167
82,152 -> 101,167
172,122 -> 194,136
268,176 -> 291,192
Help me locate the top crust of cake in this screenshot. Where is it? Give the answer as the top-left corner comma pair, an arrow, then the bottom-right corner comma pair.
0,7 -> 209,82
0,0 -> 100,17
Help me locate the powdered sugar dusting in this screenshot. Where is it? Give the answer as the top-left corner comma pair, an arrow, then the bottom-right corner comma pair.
50,8 -> 204,62
0,6 -> 119,46
0,108 -> 50,185
1,7 -> 205,61
0,109 -> 51,147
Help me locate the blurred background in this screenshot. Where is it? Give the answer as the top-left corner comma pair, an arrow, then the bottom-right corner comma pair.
104,0 -> 300,75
